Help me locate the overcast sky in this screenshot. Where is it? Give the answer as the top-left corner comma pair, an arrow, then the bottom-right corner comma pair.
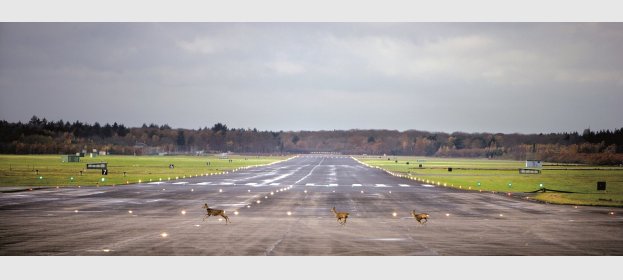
0,23 -> 621,133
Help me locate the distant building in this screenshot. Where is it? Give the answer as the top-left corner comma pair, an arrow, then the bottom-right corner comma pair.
61,155 -> 80,163
526,160 -> 542,168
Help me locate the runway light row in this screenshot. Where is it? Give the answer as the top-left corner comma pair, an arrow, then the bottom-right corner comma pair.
60,157 -> 293,188
365,163 -> 519,196
231,186 -> 295,217
30,158 -> 294,191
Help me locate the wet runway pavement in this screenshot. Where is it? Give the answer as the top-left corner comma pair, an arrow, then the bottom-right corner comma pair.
1,155 -> 622,255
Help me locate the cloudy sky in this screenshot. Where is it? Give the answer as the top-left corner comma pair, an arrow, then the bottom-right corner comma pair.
0,23 -> 621,133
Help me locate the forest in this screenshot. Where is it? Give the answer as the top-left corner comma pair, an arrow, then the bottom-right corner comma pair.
1,116 -> 622,165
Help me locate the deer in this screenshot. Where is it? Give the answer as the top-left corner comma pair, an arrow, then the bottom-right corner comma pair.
202,203 -> 230,224
331,206 -> 349,225
411,210 -> 429,224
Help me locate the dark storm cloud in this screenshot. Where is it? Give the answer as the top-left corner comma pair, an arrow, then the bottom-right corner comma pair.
0,23 -> 621,133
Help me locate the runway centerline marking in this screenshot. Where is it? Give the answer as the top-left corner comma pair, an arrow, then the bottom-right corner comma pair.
294,157 -> 325,184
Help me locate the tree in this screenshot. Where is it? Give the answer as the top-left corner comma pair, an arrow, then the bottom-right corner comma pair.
212,123 -> 228,134
102,123 -> 113,138
176,130 -> 186,147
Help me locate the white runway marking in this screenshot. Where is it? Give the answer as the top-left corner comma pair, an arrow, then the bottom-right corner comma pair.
194,182 -> 211,185
261,172 -> 294,185
270,183 -> 280,186
399,184 -> 410,187
294,158 -> 325,184
352,184 -> 362,187
147,182 -> 165,185
218,203 -> 248,207
245,183 -> 258,186
375,184 -> 388,187
306,183 -> 315,186
421,184 -> 435,187
328,184 -> 338,187
220,182 -> 234,185
172,182 -> 188,185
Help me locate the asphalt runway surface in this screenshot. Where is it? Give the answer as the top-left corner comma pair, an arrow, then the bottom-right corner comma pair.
1,155 -> 622,255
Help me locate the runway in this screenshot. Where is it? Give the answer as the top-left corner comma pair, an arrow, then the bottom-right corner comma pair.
1,155 -> 621,255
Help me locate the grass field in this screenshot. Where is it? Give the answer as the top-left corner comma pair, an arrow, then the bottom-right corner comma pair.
357,156 -> 623,207
0,154 -> 290,189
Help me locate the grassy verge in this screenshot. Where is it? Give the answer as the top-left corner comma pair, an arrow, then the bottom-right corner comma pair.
356,156 -> 623,207
0,154 -> 290,188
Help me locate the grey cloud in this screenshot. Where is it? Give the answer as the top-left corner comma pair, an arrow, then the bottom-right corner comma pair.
0,23 -> 621,133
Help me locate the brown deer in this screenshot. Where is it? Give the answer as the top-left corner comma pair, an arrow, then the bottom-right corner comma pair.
411,210 -> 429,224
331,206 -> 349,225
202,203 -> 230,224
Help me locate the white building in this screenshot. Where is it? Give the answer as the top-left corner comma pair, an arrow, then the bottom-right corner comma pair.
525,160 -> 542,168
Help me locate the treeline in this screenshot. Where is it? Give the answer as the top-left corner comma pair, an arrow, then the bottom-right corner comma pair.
1,116 -> 622,165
